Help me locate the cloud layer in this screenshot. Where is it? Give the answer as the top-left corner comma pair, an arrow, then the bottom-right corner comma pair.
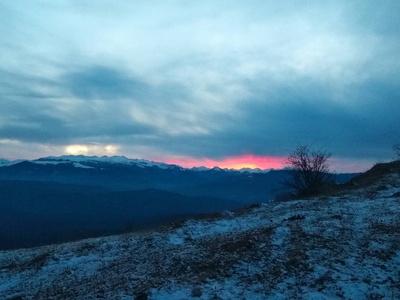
0,1 -> 399,171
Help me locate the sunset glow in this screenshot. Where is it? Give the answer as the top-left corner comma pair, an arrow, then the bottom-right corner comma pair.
164,154 -> 285,170
64,144 -> 118,156
65,145 -> 89,155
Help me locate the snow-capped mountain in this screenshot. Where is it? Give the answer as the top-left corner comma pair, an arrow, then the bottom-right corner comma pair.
0,161 -> 399,299
30,155 -> 272,173
0,158 -> 10,166
33,155 -> 181,170
0,158 -> 23,167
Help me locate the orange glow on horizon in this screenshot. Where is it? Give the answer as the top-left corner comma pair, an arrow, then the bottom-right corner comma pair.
163,154 -> 285,170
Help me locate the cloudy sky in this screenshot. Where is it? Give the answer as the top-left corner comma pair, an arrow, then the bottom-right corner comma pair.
1,1 -> 399,172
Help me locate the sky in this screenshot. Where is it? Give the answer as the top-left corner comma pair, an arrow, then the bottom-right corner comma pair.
1,1 -> 399,172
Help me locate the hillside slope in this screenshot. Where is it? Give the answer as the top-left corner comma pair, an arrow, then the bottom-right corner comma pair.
0,165 -> 399,299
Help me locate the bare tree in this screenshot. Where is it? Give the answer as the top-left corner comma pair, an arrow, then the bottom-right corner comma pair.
285,144 -> 332,197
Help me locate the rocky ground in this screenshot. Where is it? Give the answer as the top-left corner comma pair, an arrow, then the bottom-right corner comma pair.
1,164 -> 400,299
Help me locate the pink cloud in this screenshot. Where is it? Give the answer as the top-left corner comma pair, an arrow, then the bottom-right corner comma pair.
163,154 -> 286,170
161,154 -> 373,173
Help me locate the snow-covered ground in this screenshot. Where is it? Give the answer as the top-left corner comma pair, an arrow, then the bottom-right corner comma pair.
0,173 -> 399,299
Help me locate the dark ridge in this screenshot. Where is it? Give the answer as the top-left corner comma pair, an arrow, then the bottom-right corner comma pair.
349,160 -> 400,186
316,160 -> 400,197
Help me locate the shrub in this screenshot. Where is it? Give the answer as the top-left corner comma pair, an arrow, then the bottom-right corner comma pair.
284,144 -> 332,197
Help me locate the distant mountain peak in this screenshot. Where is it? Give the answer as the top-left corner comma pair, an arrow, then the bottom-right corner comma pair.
3,155 -> 275,173
0,158 -> 24,167
0,158 -> 11,166
35,155 -> 181,170
238,167 -> 273,174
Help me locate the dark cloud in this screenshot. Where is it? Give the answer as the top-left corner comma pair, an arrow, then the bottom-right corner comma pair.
1,62 -> 399,164
0,69 -> 58,99
0,1 -> 399,170
136,76 -> 400,161
0,97 -> 154,144
62,66 -> 150,100
0,67 -> 158,144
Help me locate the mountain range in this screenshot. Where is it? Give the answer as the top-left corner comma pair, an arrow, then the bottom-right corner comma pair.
0,155 -> 358,249
0,155 -> 356,201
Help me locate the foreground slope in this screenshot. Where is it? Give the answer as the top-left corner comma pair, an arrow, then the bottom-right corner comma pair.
0,165 -> 399,299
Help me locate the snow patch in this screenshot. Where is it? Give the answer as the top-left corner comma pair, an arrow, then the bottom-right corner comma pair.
73,162 -> 94,169
168,234 -> 185,245
271,226 -> 290,246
